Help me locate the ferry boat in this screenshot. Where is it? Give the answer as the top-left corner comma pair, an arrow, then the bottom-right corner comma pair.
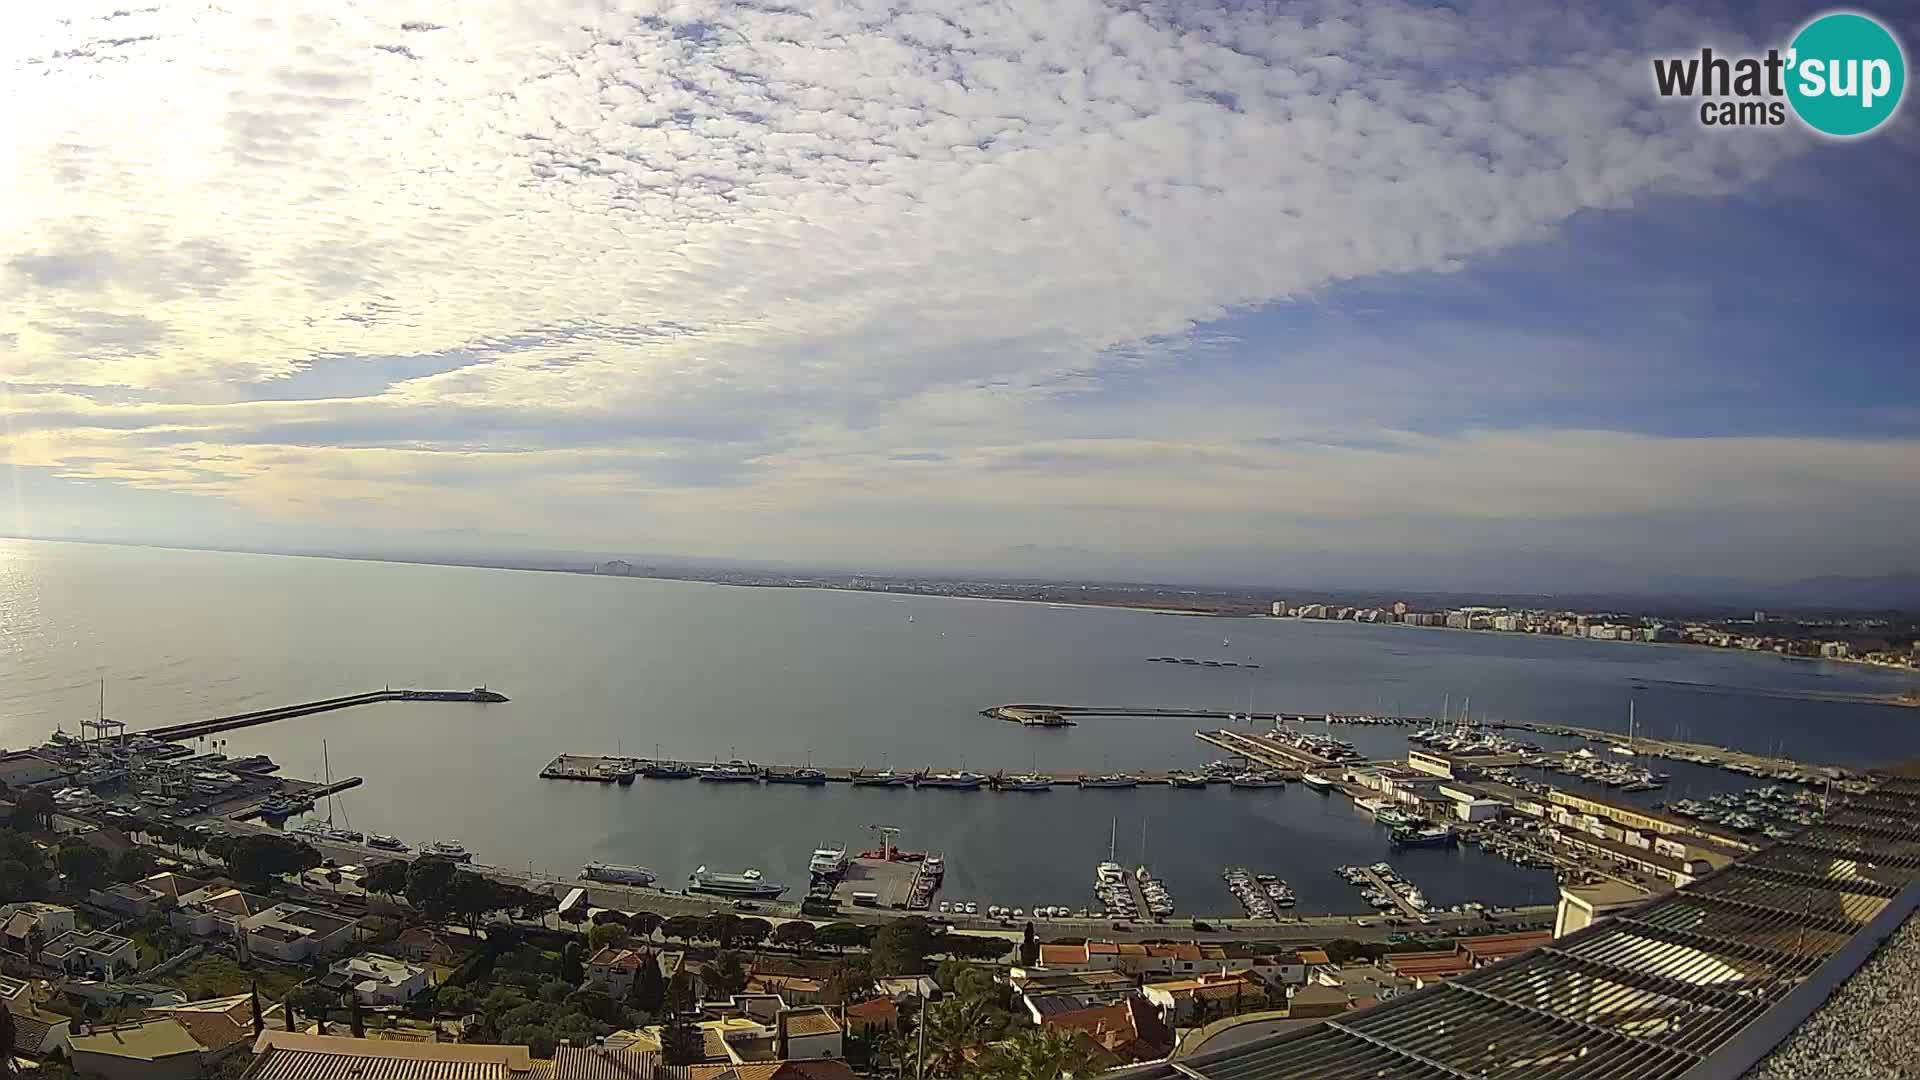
689,866 -> 786,898
697,764 -> 761,783
1079,774 -> 1139,789
642,762 -> 694,779
765,768 -> 829,785
1301,772 -> 1335,793
1390,826 -> 1458,849
421,840 -> 474,862
581,862 -> 657,886
1230,773 -> 1286,788
367,834 -> 408,852
1001,774 -> 1054,791
851,769 -> 914,786
918,771 -> 987,789
808,844 -> 849,878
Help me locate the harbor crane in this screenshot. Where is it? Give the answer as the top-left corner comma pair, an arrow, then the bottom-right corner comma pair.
865,824 -> 901,862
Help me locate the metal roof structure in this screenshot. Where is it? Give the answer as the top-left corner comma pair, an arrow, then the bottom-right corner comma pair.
1119,777 -> 1920,1080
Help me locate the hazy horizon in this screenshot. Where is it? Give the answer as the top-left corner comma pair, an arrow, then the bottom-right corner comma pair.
5,1 -> 1917,589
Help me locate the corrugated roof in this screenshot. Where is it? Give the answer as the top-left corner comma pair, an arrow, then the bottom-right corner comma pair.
546,1045 -> 667,1080
246,1032 -> 534,1080
1113,777 -> 1920,1080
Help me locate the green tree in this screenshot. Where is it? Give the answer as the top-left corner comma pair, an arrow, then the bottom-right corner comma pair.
224,835 -> 322,887
699,912 -> 740,949
115,847 -> 160,882
288,986 -> 341,1024
871,917 -> 940,976
560,942 -> 585,985
404,857 -> 462,917
1020,921 -> 1038,967
816,921 -> 872,955
10,790 -> 55,832
362,860 -> 409,897
708,950 -> 749,997
627,952 -> 666,1015
517,891 -> 559,925
661,915 -> 703,944
586,922 -> 626,954
945,934 -> 1012,962
563,988 -> 624,1026
657,973 -> 702,1066
628,911 -> 662,942
54,838 -> 112,891
435,986 -> 478,1015
977,1024 -> 1097,1080
591,910 -> 629,927
771,920 -> 816,952
0,828 -> 52,900
734,918 -> 771,949
822,957 -> 873,1005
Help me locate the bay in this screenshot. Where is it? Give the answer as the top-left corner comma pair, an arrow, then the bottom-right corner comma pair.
4,538 -> 1918,917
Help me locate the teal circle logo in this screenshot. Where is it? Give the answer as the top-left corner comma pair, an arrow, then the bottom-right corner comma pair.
1786,12 -> 1906,137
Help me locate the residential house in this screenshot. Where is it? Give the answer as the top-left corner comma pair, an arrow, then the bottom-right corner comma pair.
1284,983 -> 1352,1019
546,1044 -> 671,1080
90,873 -> 209,919
1141,973 -> 1262,1025
1009,969 -> 1139,1023
1459,930 -> 1552,968
64,981 -> 188,1011
586,946 -> 649,998
328,954 -> 429,1005
390,927 -> 479,969
746,972 -> 824,1005
841,997 -> 897,1037
1040,997 -> 1172,1067
239,905 -> 358,963
3,974 -> 74,1063
169,882 -> 275,939
774,1007 -> 842,1061
869,976 -> 936,1002
0,902 -> 77,962
1023,940 -> 1246,979
67,1017 -> 208,1080
1384,949 -> 1473,988
145,994 -> 269,1062
243,1032 -> 538,1080
40,928 -> 137,978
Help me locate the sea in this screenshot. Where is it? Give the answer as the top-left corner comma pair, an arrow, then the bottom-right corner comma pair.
5,538 -> 1919,918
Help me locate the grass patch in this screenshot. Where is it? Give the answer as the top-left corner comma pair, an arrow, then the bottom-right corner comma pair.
166,952 -> 307,1001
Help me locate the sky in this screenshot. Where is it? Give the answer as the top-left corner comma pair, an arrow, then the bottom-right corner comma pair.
2,0 -> 1917,591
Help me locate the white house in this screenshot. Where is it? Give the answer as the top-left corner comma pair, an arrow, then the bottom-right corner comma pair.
39,930 -> 137,978
1,903 -> 78,962
775,1007 -> 843,1061
330,953 -> 429,1004
239,904 -> 358,963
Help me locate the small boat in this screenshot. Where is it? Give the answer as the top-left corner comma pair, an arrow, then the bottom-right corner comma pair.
1079,774 -> 1139,789
1001,773 -> 1054,791
851,769 -> 914,787
581,862 -> 657,886
422,840 -> 474,862
918,771 -> 987,790
689,866 -> 786,899
1230,773 -> 1286,788
765,768 -> 830,785
1301,773 -> 1335,793
367,834 -> 407,852
1170,773 -> 1208,789
697,764 -> 761,783
642,762 -> 695,779
1390,827 -> 1458,849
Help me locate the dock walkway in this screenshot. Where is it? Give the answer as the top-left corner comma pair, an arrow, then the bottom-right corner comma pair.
143,688 -> 507,740
1357,866 -> 1424,920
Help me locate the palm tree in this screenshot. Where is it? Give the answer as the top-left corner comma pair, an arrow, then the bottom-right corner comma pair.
915,994 -> 1004,1078
979,1025 -> 1097,1080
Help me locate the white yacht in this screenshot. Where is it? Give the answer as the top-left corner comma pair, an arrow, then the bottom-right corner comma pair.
581,862 -> 657,886
808,844 -> 849,878
421,840 -> 473,862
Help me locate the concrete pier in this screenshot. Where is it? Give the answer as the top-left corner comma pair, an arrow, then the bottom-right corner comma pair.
144,688 -> 506,740
539,753 -> 1236,789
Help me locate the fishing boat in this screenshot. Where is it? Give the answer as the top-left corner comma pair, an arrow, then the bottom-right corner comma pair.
697,763 -> 761,783
1170,773 -> 1209,789
764,767 -> 829,785
689,866 -> 786,898
1230,772 -> 1286,788
1078,774 -> 1139,789
642,761 -> 695,779
1001,774 -> 1054,791
1390,826 -> 1458,849
851,769 -> 914,787
1300,772 -> 1335,793
918,771 -> 987,790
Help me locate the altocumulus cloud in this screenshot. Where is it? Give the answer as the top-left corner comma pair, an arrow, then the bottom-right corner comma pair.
1,0 -> 1914,583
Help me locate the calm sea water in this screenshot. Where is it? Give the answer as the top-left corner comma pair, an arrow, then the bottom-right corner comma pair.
5,539 -> 1918,916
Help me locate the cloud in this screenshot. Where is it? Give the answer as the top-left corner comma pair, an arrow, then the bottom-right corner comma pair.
0,0 -> 1913,585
